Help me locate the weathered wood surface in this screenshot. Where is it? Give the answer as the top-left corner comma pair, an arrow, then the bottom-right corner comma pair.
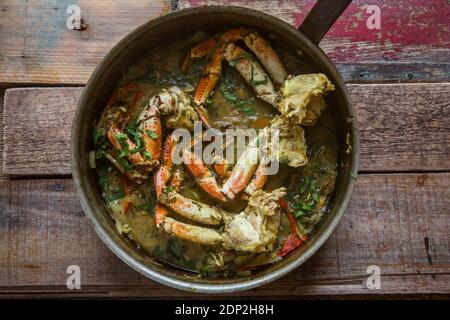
180,0 -> 450,82
2,83 -> 450,176
0,1 -> 449,84
0,0 -> 170,85
0,173 -> 449,297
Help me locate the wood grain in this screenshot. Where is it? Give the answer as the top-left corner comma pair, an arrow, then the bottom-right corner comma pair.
180,0 -> 450,82
1,1 -> 448,84
2,83 -> 450,176
0,173 -> 448,297
0,0 -> 170,85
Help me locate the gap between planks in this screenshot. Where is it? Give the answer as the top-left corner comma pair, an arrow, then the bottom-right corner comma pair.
2,83 -> 450,176
0,173 -> 449,296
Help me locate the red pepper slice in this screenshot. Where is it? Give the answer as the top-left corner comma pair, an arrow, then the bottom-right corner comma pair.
122,177 -> 133,215
278,198 -> 298,235
277,234 -> 303,257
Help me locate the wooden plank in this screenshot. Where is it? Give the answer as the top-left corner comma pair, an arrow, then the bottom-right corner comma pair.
179,0 -> 450,82
2,83 -> 450,175
2,87 -> 80,175
0,0 -> 171,85
0,173 -> 449,297
0,1 -> 448,84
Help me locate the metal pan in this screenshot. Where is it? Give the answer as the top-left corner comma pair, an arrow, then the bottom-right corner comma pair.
71,1 -> 359,293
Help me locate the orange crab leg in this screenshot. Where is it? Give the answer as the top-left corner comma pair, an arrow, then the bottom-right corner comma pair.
154,134 -> 178,196
181,28 -> 246,72
223,43 -> 277,106
181,37 -> 218,72
222,136 -> 260,199
154,134 -> 180,228
242,32 -> 287,85
211,138 -> 234,180
242,157 -> 270,198
193,44 -> 224,106
159,191 -> 224,225
160,217 -> 223,246
182,146 -> 228,202
155,169 -> 184,228
138,105 -> 162,165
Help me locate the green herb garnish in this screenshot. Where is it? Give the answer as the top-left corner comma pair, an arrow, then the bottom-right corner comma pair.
106,190 -> 125,202
143,151 -> 152,160
220,78 -> 255,116
146,130 -> 158,140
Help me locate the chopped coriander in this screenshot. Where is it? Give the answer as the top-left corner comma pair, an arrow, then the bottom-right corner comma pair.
294,210 -> 305,218
117,158 -> 134,171
143,151 -> 152,160
167,237 -> 185,259
93,128 -> 104,145
153,245 -> 164,257
251,76 -> 268,86
312,191 -> 320,201
106,190 -> 125,202
200,266 -> 211,275
146,130 -> 158,139
220,78 -> 255,116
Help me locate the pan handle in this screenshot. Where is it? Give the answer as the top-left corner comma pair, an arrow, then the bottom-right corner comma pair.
298,0 -> 352,45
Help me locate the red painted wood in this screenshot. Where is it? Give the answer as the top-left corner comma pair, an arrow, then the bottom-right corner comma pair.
181,0 -> 450,63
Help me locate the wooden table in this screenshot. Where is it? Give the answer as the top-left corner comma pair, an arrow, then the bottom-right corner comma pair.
0,0 -> 449,299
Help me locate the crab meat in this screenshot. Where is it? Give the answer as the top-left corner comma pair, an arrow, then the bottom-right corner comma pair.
270,115 -> 308,168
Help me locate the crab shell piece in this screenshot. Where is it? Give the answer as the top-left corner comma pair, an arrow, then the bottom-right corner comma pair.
277,73 -> 335,126
147,86 -> 198,131
222,187 -> 286,252
269,115 -> 308,168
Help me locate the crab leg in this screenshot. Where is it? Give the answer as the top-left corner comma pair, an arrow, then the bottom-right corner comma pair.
185,28 -> 286,111
160,188 -> 286,250
136,104 -> 162,165
242,156 -> 271,197
183,28 -> 287,85
181,28 -> 247,72
222,136 -> 260,199
154,134 -> 182,227
155,168 -> 184,228
154,133 -> 178,196
182,136 -> 228,202
241,32 -> 287,85
159,190 -> 225,225
193,44 -> 224,107
160,217 -> 223,246
223,43 -> 277,106
211,137 -> 234,180
181,37 -> 217,71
